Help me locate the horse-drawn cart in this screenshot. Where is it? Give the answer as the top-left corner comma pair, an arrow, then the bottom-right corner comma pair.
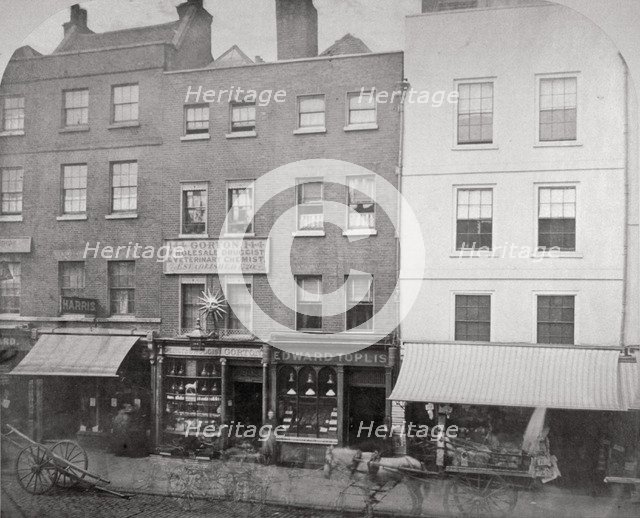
1,425 -> 128,498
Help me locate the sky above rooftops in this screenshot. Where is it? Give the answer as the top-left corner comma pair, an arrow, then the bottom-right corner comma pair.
21,0 -> 421,62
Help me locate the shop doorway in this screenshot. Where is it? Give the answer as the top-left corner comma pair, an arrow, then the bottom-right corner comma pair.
233,381 -> 262,428
347,386 -> 386,449
42,378 -> 83,440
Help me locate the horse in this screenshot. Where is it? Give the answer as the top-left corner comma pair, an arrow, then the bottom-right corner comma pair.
323,446 -> 429,516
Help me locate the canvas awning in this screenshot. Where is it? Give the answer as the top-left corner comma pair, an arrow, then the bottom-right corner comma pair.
10,333 -> 139,377
390,343 -> 636,411
620,356 -> 640,410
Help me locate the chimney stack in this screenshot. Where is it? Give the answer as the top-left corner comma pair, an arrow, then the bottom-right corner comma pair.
177,0 -> 204,19
275,0 -> 318,60
63,4 -> 90,36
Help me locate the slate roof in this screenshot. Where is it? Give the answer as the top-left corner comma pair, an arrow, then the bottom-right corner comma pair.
320,33 -> 371,57
55,20 -> 181,53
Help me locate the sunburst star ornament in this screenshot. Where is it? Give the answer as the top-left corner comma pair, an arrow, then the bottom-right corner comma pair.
198,289 -> 227,326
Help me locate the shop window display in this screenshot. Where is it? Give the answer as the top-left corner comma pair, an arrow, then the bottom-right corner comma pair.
277,366 -> 337,439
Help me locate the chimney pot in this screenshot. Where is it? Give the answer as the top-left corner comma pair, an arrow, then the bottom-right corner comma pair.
177,0 -> 203,19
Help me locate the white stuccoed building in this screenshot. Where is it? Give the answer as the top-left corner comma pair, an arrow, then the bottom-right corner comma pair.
392,0 -> 639,486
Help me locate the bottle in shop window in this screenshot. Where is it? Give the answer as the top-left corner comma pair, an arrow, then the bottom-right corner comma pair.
170,380 -> 177,393
211,381 -> 219,395
177,363 -> 184,376
199,382 -> 208,395
177,380 -> 184,392
169,362 -> 176,376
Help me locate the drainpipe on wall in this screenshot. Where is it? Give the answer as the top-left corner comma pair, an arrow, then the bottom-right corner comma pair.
395,78 -> 410,350
620,53 -> 630,356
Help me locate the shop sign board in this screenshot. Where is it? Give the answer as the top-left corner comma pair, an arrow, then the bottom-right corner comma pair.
271,349 -> 389,366
60,296 -> 98,316
164,345 -> 262,359
0,238 -> 31,254
163,238 -> 269,275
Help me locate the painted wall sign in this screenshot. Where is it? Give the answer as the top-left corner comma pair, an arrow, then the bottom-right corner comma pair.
271,350 -> 389,366
163,238 -> 269,275
164,345 -> 262,359
0,237 -> 31,253
60,296 -> 98,316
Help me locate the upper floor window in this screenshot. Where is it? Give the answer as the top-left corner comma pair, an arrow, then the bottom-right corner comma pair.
181,281 -> 204,332
538,187 -> 576,252
109,261 -> 135,315
64,89 -> 89,127
230,102 -> 256,133
296,276 -> 322,331
185,104 -> 210,135
111,161 -> 138,213
347,92 -> 377,128
537,295 -> 574,345
227,180 -> 254,234
457,82 -> 493,145
1,168 -> 23,216
62,164 -> 87,214
298,95 -> 325,130
296,180 -> 323,231
112,84 -> 139,123
345,276 -> 373,331
0,262 -> 20,314
539,77 -> 577,142
181,182 -> 207,236
226,278 -> 252,332
347,176 -> 375,230
455,294 -> 490,342
59,261 -> 85,300
456,188 -> 492,250
2,96 -> 25,134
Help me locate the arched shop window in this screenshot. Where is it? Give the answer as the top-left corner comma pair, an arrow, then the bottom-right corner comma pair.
277,366 -> 338,439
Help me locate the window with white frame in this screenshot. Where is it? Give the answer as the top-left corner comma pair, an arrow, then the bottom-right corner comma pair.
298,95 -> 325,129
539,77 -> 577,142
112,84 -> 139,123
0,262 -> 20,314
296,276 -> 322,331
347,176 -> 375,230
59,261 -> 85,300
64,89 -> 89,126
347,92 -> 376,126
181,183 -> 207,235
455,294 -> 490,342
109,261 -> 135,315
227,180 -> 254,234
2,96 -> 25,134
457,82 -> 493,145
345,276 -> 373,331
537,295 -> 574,345
111,161 -> 138,213
297,180 -> 323,231
1,168 -> 23,215
456,188 -> 493,250
185,104 -> 210,135
538,187 -> 576,251
226,278 -> 252,332
181,281 -> 205,331
230,102 -> 256,132
62,164 -> 87,214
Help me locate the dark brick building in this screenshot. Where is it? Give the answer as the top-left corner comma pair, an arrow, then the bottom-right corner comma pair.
1,0 -> 403,462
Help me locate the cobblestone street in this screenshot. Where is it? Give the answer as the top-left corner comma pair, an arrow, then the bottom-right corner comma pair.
1,476 -> 359,518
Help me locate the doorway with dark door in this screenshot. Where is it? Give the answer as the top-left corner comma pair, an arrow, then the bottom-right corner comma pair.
347,385 -> 386,450
233,381 -> 262,430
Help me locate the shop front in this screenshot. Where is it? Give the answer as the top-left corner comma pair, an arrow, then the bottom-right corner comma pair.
0,328 -> 34,438
153,338 -> 268,457
391,342 -> 640,493
269,336 -> 398,466
10,331 -> 151,450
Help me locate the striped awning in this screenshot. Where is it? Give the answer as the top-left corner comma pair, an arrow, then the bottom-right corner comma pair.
10,334 -> 139,377
390,343 -> 635,411
620,356 -> 640,410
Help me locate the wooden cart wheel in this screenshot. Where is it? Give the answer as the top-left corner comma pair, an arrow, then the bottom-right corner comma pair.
15,444 -> 58,495
50,440 -> 89,488
443,474 -> 518,518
